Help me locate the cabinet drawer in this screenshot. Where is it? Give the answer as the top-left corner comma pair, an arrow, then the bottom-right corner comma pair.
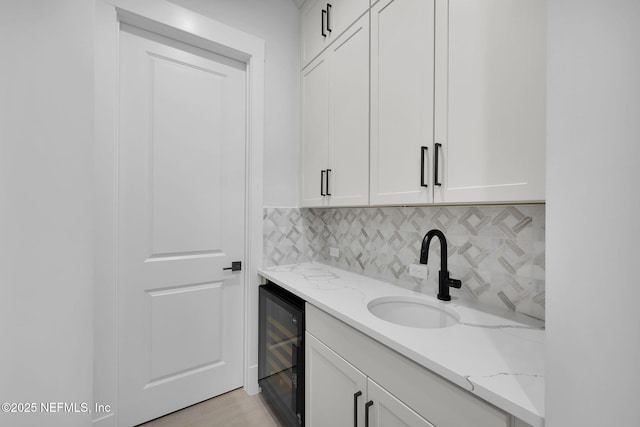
301,0 -> 368,68
306,304 -> 510,427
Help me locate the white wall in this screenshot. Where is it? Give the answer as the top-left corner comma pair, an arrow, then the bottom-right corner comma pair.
0,2 -> 94,427
546,1 -> 640,425
168,0 -> 301,207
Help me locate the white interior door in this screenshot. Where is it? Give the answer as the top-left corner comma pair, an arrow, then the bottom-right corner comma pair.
117,24 -> 246,427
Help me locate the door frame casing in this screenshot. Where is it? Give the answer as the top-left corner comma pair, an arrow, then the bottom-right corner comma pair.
94,1 -> 264,425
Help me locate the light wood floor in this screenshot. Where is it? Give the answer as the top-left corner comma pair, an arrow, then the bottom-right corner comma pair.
138,388 -> 284,427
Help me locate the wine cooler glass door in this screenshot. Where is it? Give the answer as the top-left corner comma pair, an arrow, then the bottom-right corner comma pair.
258,284 -> 304,426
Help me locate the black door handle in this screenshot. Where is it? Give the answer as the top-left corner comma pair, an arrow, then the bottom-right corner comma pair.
321,170 -> 326,196
365,400 -> 374,427
354,391 -> 362,427
321,9 -> 327,37
326,169 -> 332,196
326,4 -> 332,32
421,146 -> 429,187
223,261 -> 242,271
434,142 -> 442,186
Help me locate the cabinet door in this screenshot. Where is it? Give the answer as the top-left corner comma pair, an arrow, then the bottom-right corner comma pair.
306,333 -> 367,427
302,0 -> 369,68
301,56 -> 330,207
433,0 -> 546,203
301,0 -> 332,68
370,0 -> 436,205
367,379 -> 435,427
328,14 -> 369,206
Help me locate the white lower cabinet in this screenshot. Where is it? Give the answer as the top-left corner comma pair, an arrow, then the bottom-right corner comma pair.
306,332 -> 433,427
368,0 -> 546,205
306,332 -> 366,426
306,304 -> 517,427
368,379 -> 435,427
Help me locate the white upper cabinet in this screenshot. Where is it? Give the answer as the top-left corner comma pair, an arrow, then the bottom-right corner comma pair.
301,56 -> 330,207
370,0 -> 436,206
302,0 -> 547,207
301,0 -> 369,68
301,14 -> 369,207
433,0 -> 546,203
328,15 -> 369,206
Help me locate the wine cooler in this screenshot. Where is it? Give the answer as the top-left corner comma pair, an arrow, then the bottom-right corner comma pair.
258,282 -> 305,426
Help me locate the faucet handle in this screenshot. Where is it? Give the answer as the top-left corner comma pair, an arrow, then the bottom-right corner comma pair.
447,278 -> 462,289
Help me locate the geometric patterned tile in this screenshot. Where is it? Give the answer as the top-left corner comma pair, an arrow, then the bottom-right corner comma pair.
492,206 -> 533,239
458,207 -> 491,236
458,240 -> 491,268
431,207 -> 457,231
264,204 -> 545,319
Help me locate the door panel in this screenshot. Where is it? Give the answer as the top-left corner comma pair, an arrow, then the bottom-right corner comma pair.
434,0 -> 546,203
301,57 -> 330,207
306,333 -> 367,426
329,15 -> 369,206
150,55 -> 223,256
301,0 -> 369,68
118,25 -> 246,427
368,379 -> 435,427
148,282 -> 223,380
370,0 -> 435,205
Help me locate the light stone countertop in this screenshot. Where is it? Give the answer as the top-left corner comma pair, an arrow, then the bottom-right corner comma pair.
259,262 -> 545,427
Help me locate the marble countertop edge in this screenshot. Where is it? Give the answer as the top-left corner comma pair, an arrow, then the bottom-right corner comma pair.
258,262 -> 545,427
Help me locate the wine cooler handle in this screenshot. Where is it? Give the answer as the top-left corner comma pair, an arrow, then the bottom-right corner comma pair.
291,343 -> 299,389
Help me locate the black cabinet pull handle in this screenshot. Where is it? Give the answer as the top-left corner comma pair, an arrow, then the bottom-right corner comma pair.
320,170 -> 326,196
326,169 -> 332,196
365,400 -> 374,427
321,9 -> 327,37
421,146 -> 429,187
353,391 -> 362,427
223,261 -> 242,271
434,142 -> 442,186
326,4 -> 332,32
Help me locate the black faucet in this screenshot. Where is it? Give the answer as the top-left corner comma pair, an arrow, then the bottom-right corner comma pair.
419,229 -> 462,301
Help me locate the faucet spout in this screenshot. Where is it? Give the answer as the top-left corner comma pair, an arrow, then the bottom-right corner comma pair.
419,229 -> 461,301
419,229 -> 448,272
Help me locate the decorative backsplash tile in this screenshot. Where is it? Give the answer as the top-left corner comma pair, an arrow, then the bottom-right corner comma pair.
264,205 -> 545,319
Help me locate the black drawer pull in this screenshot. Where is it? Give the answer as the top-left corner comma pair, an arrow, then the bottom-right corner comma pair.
421,146 -> 428,187
321,9 -> 327,37
365,400 -> 374,427
353,391 -> 362,427
434,142 -> 442,186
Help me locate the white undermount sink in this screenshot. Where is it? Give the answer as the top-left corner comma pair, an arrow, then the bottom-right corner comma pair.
367,296 -> 460,329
